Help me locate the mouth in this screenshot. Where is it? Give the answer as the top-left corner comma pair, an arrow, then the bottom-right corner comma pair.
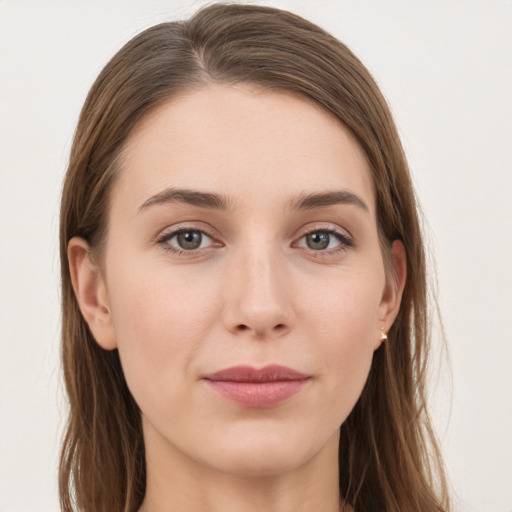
202,365 -> 311,408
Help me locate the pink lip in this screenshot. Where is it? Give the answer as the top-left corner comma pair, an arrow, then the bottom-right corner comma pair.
202,365 -> 310,408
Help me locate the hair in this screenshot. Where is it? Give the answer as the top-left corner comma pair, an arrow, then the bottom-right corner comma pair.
59,3 -> 450,511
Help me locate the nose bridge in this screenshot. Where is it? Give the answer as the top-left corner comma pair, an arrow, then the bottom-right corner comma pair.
224,236 -> 294,337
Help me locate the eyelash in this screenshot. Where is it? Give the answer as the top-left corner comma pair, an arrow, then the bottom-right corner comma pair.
156,225 -> 354,256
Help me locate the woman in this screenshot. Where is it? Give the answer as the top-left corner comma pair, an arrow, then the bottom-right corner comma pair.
60,4 -> 450,511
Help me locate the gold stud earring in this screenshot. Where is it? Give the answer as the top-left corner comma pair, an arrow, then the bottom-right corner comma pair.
380,330 -> 388,342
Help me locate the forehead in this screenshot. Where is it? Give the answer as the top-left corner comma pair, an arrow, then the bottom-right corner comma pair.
115,83 -> 374,216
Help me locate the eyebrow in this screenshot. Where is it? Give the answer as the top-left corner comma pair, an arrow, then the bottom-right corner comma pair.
289,190 -> 369,213
138,187 -> 369,214
138,188 -> 231,212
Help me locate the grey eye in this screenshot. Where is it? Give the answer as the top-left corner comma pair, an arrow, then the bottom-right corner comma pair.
175,231 -> 203,250
305,232 -> 331,250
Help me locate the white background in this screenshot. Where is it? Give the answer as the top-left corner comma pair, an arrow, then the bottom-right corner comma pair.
1,1 -> 511,511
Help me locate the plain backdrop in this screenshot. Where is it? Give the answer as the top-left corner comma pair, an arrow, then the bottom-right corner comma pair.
1,1 -> 511,511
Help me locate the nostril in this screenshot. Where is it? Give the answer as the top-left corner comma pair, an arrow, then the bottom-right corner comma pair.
232,323 -> 288,335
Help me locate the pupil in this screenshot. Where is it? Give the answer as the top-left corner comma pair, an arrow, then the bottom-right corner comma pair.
178,231 -> 201,250
307,232 -> 329,250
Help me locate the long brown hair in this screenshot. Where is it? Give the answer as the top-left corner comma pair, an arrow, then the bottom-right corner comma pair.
59,4 -> 450,511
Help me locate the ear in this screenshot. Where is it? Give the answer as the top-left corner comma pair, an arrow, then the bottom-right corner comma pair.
67,237 -> 117,350
376,240 -> 407,349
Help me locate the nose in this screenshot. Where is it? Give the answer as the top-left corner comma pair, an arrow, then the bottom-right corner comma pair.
221,244 -> 295,339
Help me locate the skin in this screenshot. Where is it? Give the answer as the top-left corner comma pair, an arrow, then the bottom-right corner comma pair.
69,83 -> 406,512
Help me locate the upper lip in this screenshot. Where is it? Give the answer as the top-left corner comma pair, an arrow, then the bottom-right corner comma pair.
203,365 -> 310,383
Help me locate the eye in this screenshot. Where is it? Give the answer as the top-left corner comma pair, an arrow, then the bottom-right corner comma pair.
159,229 -> 215,252
296,229 -> 353,252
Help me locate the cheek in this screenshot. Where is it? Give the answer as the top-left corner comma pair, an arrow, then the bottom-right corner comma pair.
301,267 -> 382,347
300,270 -> 382,416
104,257 -> 219,409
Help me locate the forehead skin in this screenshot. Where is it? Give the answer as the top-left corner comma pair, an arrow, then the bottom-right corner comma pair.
113,83 -> 376,228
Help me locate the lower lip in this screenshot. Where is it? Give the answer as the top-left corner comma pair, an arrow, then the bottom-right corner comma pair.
204,379 -> 309,408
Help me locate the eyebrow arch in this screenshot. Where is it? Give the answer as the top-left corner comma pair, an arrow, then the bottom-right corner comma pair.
138,188 -> 231,212
289,190 -> 369,213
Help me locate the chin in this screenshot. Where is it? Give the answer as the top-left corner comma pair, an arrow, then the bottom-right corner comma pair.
200,427 -> 336,478
212,451 -> 308,478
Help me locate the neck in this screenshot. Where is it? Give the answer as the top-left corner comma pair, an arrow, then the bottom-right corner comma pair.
139,425 -> 348,512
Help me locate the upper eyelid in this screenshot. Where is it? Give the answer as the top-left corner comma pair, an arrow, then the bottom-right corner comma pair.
295,229 -> 353,248
161,229 -> 213,241
295,223 -> 353,242
156,224 -> 217,242
160,226 -> 211,237
301,226 -> 349,237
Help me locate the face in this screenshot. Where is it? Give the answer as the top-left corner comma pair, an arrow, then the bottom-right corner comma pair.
73,83 -> 403,479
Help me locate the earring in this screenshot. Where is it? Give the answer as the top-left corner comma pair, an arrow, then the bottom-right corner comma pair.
380,329 -> 388,342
